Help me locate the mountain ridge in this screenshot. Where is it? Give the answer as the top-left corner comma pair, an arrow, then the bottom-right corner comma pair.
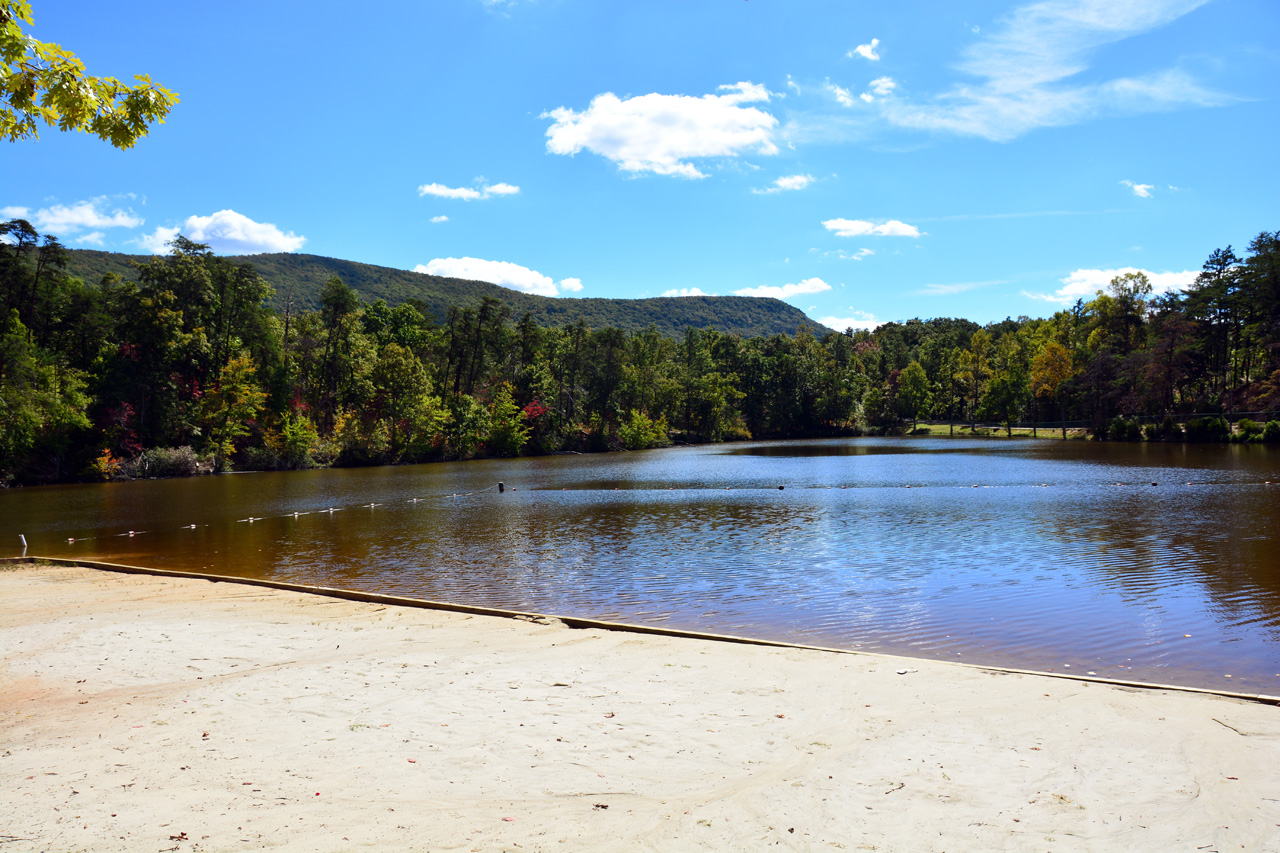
63,250 -> 833,339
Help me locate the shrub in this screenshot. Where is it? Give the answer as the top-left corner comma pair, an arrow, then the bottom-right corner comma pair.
264,412 -> 320,469
1263,420 -> 1280,443
1235,418 -> 1263,442
619,409 -> 671,451
1184,416 -> 1230,443
120,446 -> 199,478
1108,416 -> 1143,442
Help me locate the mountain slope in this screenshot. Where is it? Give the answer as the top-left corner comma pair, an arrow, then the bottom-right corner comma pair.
64,250 -> 832,338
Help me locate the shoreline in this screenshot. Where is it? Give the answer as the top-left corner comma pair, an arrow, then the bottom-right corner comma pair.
3,561 -> 1279,851
7,556 -> 1277,706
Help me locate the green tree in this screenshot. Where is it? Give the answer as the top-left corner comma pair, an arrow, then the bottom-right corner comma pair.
369,343 -> 439,459
1031,342 -> 1073,439
956,330 -> 991,430
1,1 -> 178,147
485,382 -> 530,457
898,360 -> 931,432
201,354 -> 266,471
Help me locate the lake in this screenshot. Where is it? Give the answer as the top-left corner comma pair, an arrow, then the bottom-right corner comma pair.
3,437 -> 1277,692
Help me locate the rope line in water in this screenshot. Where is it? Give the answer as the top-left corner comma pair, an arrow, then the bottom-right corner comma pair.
35,478 -> 1277,548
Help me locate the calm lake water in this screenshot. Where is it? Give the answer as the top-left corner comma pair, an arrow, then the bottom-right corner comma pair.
3,438 -> 1278,692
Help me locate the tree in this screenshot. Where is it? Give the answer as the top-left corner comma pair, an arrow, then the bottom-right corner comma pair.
201,354 -> 266,471
369,343 -> 438,459
2,1 -> 178,147
898,360 -> 930,432
956,330 -> 991,430
1031,341 -> 1073,439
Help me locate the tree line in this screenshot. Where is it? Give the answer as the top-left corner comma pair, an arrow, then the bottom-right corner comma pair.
2,218 -> 1278,484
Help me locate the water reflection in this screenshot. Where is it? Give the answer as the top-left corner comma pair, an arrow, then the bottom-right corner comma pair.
2,438 -> 1277,691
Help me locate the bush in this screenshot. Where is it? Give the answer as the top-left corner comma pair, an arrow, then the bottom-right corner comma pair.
1235,418 -> 1263,442
1184,416 -> 1230,443
619,409 -> 671,451
1143,415 -> 1183,442
1107,416 -> 1143,442
1263,420 -> 1280,443
119,446 -> 199,478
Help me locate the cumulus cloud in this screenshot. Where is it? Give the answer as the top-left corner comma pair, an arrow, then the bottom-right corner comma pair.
26,197 -> 143,234
558,277 -> 584,293
828,82 -> 857,107
753,173 -> 815,195
136,226 -> 180,254
417,182 -> 521,200
136,210 -> 306,255
818,310 -> 883,332
734,277 -> 831,300
1023,266 -> 1197,303
823,218 -> 922,238
868,77 -> 896,97
1,205 -> 30,218
543,82 -> 779,178
662,287 -> 711,297
1121,179 -> 1155,198
75,231 -> 106,246
430,215 -> 449,224
881,0 -> 1224,141
415,257 -> 567,297
850,38 -> 881,61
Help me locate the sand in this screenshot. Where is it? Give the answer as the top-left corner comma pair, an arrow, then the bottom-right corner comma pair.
2,562 -> 1278,852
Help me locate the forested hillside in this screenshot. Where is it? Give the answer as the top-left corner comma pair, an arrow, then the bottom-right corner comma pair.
63,249 -> 828,339
3,219 -> 1278,485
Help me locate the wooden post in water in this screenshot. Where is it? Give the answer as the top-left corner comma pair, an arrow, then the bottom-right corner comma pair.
498,482 -> 505,493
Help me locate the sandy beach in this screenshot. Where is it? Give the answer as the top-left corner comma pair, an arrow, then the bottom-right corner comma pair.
2,562 -> 1278,852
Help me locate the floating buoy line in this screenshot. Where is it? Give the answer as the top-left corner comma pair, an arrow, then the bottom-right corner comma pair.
22,478 -> 1273,551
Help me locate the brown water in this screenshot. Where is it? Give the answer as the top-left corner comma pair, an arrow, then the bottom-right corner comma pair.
3,437 -> 1278,692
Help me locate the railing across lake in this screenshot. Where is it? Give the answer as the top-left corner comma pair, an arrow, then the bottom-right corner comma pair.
3,437 -> 1277,692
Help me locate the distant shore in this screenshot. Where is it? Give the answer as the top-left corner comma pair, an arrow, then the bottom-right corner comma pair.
3,562 -> 1278,852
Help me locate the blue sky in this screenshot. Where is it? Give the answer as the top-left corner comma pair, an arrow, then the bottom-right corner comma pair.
3,0 -> 1277,328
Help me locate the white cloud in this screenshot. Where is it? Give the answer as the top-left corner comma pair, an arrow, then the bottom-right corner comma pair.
136,226 -> 180,254
430,215 -> 449,223
734,277 -> 831,300
415,257 -> 563,297
818,310 -> 883,331
753,173 -> 815,194
543,82 -> 779,178
823,218 -> 922,238
828,82 -> 857,107
1023,266 -> 1197,303
29,197 -> 143,234
662,287 -> 711,297
850,38 -> 881,61
881,0 -> 1224,141
136,210 -> 305,255
558,277 -> 584,293
75,231 -> 105,246
1,205 -> 30,218
860,92 -> 874,104
417,182 -> 520,200
868,76 -> 896,97
1121,179 -> 1155,198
